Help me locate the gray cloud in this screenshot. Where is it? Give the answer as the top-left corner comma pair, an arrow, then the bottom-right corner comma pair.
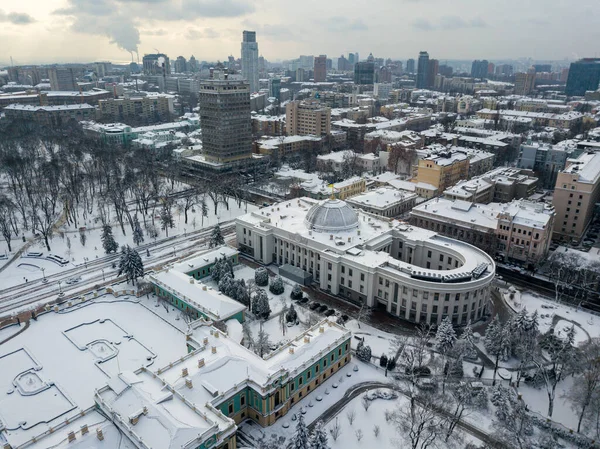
318,16 -> 368,32
185,27 -> 220,40
0,9 -> 36,24
412,15 -> 486,31
241,21 -> 299,41
54,0 -> 253,53
141,28 -> 168,36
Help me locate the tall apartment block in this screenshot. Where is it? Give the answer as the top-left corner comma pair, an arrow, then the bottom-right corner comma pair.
565,59 -> 600,96
552,151 -> 600,242
285,100 -> 331,136
199,80 -> 252,164
241,30 -> 259,93
48,68 -> 77,91
142,54 -> 171,75
314,55 -> 327,82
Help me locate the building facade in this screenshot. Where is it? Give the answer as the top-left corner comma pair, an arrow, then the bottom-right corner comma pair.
285,100 -> 331,136
241,31 -> 259,93
142,53 -> 171,75
98,95 -> 175,122
3,103 -> 96,126
48,68 -> 77,91
237,198 -> 495,326
314,55 -> 327,82
199,79 -> 253,164
354,62 -> 375,85
552,151 -> 600,242
416,52 -> 429,89
566,59 -> 600,96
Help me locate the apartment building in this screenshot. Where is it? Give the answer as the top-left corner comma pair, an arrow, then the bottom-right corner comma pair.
98,94 -> 175,122
286,100 -> 331,136
3,103 -> 96,127
412,151 -> 469,196
552,151 -> 600,242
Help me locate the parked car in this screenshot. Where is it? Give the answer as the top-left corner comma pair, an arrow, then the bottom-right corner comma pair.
324,309 -> 336,317
317,305 -> 328,313
340,314 -> 349,322
299,297 -> 309,304
309,302 -> 321,310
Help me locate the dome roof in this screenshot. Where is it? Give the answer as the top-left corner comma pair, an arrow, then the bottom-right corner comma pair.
304,199 -> 359,233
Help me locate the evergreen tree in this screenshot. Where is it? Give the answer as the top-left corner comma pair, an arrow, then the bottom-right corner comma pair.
310,421 -> 330,449
132,215 -> 145,246
101,224 -> 119,254
209,224 -> 225,248
286,303 -> 298,323
380,354 -> 388,367
256,326 -> 271,357
117,245 -> 144,285
242,320 -> 254,349
235,279 -> 250,306
269,275 -> 285,295
291,412 -> 310,449
356,340 -> 372,362
458,320 -> 478,360
485,315 -> 512,385
255,267 -> 269,286
435,316 -> 457,354
291,284 -> 303,300
218,273 -> 234,295
252,289 -> 271,319
200,198 -> 209,227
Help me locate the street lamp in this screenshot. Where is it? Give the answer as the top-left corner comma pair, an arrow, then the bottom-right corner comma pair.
41,267 -> 46,282
84,257 -> 89,268
173,246 -> 176,257
58,280 -> 62,294
101,268 -> 106,281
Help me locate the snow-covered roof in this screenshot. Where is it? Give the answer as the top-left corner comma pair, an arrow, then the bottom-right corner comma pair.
150,270 -> 245,321
172,247 -> 238,275
563,151 -> 600,184
346,188 -> 418,210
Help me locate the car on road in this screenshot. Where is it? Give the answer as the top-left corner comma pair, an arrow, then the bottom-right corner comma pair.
324,309 -> 336,317
298,296 -> 309,304
317,305 -> 328,313
309,302 -> 321,310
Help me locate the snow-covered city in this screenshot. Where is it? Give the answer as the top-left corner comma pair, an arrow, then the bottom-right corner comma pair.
2,9 -> 600,449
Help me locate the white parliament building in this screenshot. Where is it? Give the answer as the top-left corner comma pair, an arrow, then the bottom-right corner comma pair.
236,197 -> 495,326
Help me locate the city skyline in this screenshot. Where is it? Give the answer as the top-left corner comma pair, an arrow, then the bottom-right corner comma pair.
1,0 -> 600,65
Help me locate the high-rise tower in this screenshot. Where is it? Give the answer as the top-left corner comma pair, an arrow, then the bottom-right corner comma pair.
241,30 -> 259,93
416,51 -> 429,89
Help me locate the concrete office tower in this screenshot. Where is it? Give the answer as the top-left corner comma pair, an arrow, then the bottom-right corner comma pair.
566,59 -> 600,96
470,60 -> 489,79
48,68 -> 77,91
174,56 -> 187,73
241,30 -> 259,93
314,55 -> 327,82
286,100 -> 331,136
296,68 -> 306,82
199,79 -> 252,164
406,58 -> 416,74
416,51 -> 429,89
514,71 -> 536,95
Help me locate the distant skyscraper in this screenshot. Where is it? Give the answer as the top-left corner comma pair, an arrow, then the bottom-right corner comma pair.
337,55 -> 349,71
241,30 -> 259,92
174,56 -> 187,73
495,64 -> 514,77
406,59 -> 416,74
416,52 -> 429,89
48,68 -> 77,91
428,59 -> 439,88
533,64 -> 552,73
470,60 -> 489,79
142,54 -> 170,75
198,79 -> 252,164
296,68 -> 306,82
269,78 -> 281,101
188,55 -> 198,72
565,59 -> 600,96
487,62 -> 495,75
438,64 -> 453,77
354,61 -> 375,85
314,55 -> 327,82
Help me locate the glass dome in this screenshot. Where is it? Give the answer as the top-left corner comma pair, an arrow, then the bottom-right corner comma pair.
304,199 -> 359,233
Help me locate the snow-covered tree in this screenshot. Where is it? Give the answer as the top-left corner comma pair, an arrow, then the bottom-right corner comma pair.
211,256 -> 234,283
286,304 -> 298,323
200,197 -> 209,227
491,386 -> 534,449
291,284 -> 303,300
234,279 -> 250,306
457,320 -> 477,360
101,224 -> 119,254
269,275 -> 285,295
567,338 -> 600,433
132,215 -> 144,246
484,315 -> 512,385
242,320 -> 254,349
255,267 -> 269,286
218,273 -> 234,296
435,316 -> 457,354
291,413 -> 310,449
356,340 -> 372,363
252,289 -> 271,319
209,224 -> 225,248
117,245 -> 144,285
310,421 -> 329,449
380,354 -> 388,367
256,326 -> 271,358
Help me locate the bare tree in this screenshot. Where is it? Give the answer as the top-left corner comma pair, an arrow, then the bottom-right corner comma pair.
355,429 -> 363,442
346,409 -> 356,425
0,195 -> 19,252
390,393 -> 448,449
373,425 -> 380,438
566,338 -> 600,433
329,417 -> 342,441
361,395 -> 371,411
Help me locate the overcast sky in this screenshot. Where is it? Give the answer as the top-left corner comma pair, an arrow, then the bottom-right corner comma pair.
1,0 -> 599,65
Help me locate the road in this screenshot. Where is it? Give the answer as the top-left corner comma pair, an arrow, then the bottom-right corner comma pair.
0,222 -> 236,317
